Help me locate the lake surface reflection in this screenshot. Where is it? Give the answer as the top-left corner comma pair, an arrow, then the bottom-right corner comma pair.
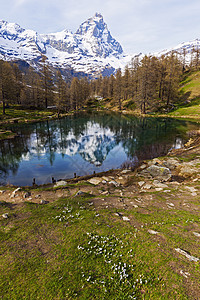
0,112 -> 199,186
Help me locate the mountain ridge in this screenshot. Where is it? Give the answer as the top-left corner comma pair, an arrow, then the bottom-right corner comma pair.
0,13 -> 199,77
0,13 -> 131,78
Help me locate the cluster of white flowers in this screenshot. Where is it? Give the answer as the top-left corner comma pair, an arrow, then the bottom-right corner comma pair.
77,232 -> 160,298
54,204 -> 84,222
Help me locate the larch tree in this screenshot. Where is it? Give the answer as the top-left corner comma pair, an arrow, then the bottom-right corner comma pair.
40,55 -> 54,108
114,68 -> 122,110
70,77 -> 80,110
12,63 -> 23,105
0,60 -> 15,114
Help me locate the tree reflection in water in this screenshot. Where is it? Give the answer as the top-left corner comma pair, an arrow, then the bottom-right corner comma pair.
0,112 -> 197,186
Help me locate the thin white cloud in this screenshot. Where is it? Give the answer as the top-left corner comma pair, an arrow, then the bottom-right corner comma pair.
14,0 -> 28,7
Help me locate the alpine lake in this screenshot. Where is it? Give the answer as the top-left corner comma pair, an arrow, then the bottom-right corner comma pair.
0,111 -> 199,186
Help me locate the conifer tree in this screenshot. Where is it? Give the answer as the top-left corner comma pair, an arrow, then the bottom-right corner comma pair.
108,74 -> 115,98
55,70 -> 70,112
79,77 -> 90,105
40,55 -> 54,108
12,63 -> 23,104
123,65 -> 130,100
70,77 -> 80,110
0,61 -> 15,114
114,68 -> 122,110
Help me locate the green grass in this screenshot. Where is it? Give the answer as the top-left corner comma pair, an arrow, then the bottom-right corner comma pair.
0,105 -> 60,139
169,99 -> 200,117
0,105 -> 55,121
169,70 -> 200,118
0,193 -> 199,299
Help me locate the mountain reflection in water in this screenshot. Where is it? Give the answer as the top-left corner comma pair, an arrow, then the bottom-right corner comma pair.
0,112 -> 198,186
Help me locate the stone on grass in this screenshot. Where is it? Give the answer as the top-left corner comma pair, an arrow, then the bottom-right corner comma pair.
167,202 -> 174,207
109,180 -> 119,187
191,192 -> 197,196
139,164 -> 147,170
163,158 -> 180,170
153,180 -> 168,188
175,248 -> 199,262
102,176 -> 110,181
114,212 -> 123,217
193,232 -> 200,237
132,204 -> 139,208
146,165 -> 171,181
147,158 -> 162,166
87,177 -> 102,185
193,178 -> 198,182
115,177 -> 127,185
75,190 -> 85,197
148,229 -> 159,235
40,200 -> 49,204
178,165 -> 198,178
54,180 -> 68,187
24,191 -> 31,198
185,186 -> 197,193
142,183 -> 152,190
101,191 -> 109,195
122,216 -> 130,221
138,181 -> 145,187
121,169 -> 131,174
180,270 -> 190,278
11,187 -> 21,198
2,213 -> 8,219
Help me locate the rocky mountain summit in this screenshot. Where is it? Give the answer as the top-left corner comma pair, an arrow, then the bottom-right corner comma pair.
0,13 -> 200,77
0,13 -> 131,77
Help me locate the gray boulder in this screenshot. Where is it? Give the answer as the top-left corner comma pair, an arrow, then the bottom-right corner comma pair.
24,191 -> 31,199
2,213 -> 8,219
40,200 -> 49,204
146,165 -> 171,181
163,158 -> 180,170
54,180 -> 68,187
178,164 -> 198,178
75,190 -> 85,197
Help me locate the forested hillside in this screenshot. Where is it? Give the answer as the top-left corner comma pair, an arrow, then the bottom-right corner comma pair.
0,48 -> 200,116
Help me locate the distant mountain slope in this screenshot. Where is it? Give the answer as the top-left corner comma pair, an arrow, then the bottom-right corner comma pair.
0,13 -> 200,78
0,13 -> 131,78
156,39 -> 200,63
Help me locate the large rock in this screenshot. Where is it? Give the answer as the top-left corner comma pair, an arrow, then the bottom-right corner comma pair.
2,213 -> 8,219
11,187 -> 21,198
87,177 -> 102,185
24,191 -> 31,198
178,165 -> 198,178
175,248 -> 199,262
146,165 -> 171,181
147,158 -> 162,167
75,190 -> 85,197
153,180 -> 168,188
163,158 -> 180,170
54,180 -> 68,187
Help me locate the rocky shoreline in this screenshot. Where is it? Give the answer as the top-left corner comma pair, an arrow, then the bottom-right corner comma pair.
1,135 -> 200,206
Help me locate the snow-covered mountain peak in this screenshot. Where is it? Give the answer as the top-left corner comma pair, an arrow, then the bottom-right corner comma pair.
76,12 -> 105,36
75,13 -> 123,58
0,14 -> 128,77
0,20 -> 24,36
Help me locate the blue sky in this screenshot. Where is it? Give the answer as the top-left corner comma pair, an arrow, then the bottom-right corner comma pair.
1,0 -> 200,54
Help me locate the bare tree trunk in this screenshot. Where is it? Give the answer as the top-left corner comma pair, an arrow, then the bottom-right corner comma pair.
2,99 -> 5,115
